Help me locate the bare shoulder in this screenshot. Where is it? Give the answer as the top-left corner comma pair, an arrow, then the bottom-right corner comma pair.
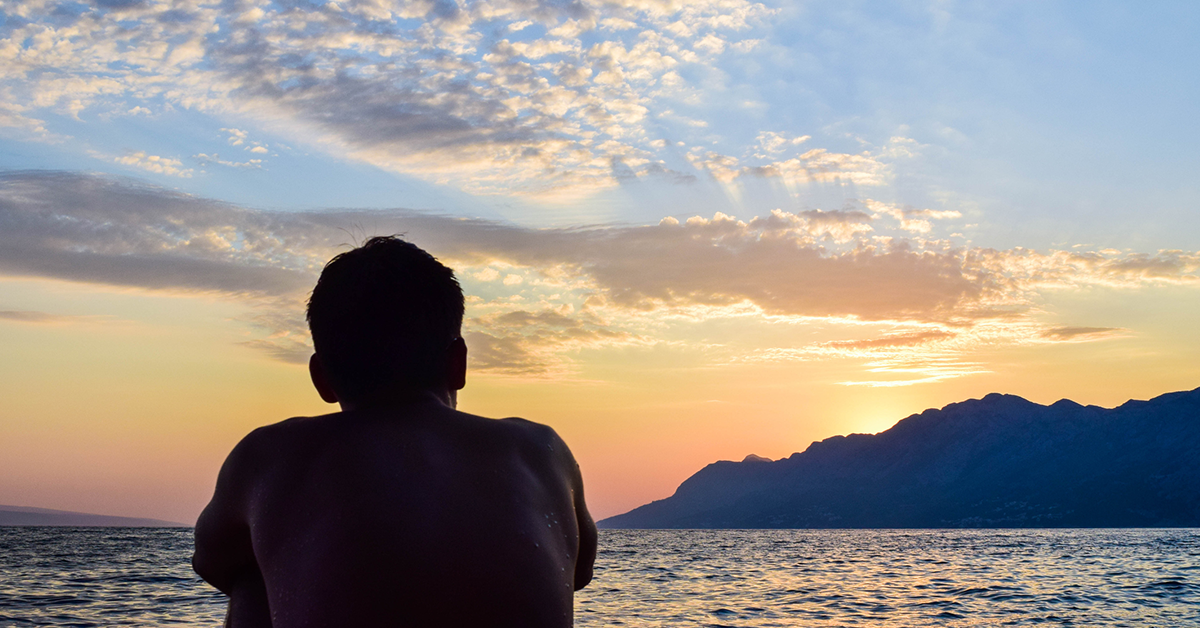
197,413 -> 337,528
240,412 -> 348,457
193,412 -> 342,590
488,417 -> 584,489
250,412 -> 337,440
487,416 -> 573,459
439,410 -> 577,474
216,416 -> 305,477
199,415 -> 312,492
493,415 -> 562,443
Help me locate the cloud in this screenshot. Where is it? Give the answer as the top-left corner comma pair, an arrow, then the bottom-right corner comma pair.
1039,326 -> 1125,342
194,154 -> 264,169
732,326 -> 981,387
640,162 -> 697,184
414,209 -> 990,322
0,0 -> 786,195
688,147 -> 890,186
979,248 -> 1200,289
861,199 -> 962,233
0,309 -> 73,324
0,171 -> 312,297
693,33 -> 727,55
753,131 -> 809,158
1,171 -> 1194,379
0,100 -> 61,141
839,357 -> 990,387
222,129 -> 248,146
796,209 -> 874,243
110,152 -> 194,178
238,337 -> 312,365
1095,253 -> 1200,281
466,307 -> 643,375
474,267 -> 502,282
822,330 -> 957,351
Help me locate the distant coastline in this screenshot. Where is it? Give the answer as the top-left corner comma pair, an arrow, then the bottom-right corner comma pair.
602,387 -> 1200,529
0,505 -> 188,527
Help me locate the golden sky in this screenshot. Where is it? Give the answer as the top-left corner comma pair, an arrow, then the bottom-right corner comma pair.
1,173 -> 1198,522
2,0 -> 1199,522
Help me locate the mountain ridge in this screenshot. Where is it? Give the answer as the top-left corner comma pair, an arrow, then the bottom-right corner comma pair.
0,504 -> 188,527
600,387 -> 1200,529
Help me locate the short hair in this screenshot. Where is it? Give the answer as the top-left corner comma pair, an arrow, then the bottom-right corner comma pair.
306,236 -> 464,402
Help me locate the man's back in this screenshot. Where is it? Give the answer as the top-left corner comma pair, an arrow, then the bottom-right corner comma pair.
194,398 -> 596,627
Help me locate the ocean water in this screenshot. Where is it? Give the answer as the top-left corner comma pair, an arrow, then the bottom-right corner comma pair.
1,528 -> 1198,626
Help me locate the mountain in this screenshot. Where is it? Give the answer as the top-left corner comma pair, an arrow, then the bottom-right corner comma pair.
601,388 -> 1200,529
0,505 -> 188,527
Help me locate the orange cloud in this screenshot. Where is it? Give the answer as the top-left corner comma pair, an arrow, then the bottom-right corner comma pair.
0,172 -> 1192,381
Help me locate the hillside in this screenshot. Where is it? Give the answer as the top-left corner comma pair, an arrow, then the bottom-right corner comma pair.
600,388 -> 1200,528
0,505 -> 187,527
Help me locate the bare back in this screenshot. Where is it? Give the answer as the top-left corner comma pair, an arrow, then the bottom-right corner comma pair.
194,400 -> 597,627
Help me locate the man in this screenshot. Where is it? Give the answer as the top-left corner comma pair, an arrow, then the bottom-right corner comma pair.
193,236 -> 597,627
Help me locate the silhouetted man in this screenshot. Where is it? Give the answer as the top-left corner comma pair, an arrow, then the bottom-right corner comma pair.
194,237 -> 597,627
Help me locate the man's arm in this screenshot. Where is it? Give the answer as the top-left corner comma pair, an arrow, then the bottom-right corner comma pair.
538,424 -> 597,590
194,429 -> 273,626
509,418 -> 599,590
570,460 -> 598,591
224,568 -> 272,628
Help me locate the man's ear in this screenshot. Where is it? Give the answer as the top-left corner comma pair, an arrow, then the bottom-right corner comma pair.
308,354 -> 340,404
446,337 -> 467,391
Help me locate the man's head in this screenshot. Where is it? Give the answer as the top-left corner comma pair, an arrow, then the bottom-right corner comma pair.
306,236 -> 465,407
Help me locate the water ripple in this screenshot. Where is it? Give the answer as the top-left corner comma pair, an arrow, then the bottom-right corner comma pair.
0,528 -> 225,627
2,528 -> 1199,626
576,529 -> 1200,627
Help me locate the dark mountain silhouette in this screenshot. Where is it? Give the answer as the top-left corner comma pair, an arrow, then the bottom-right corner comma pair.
601,387 -> 1200,528
0,505 -> 187,527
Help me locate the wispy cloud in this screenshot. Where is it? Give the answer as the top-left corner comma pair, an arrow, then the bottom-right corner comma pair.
110,152 -> 194,178
0,172 -> 313,297
194,154 -> 263,169
0,309 -> 73,324
823,330 -> 958,350
0,171 -> 1191,379
839,357 -> 990,388
467,307 -> 645,376
0,0 -> 790,195
1039,326 -> 1126,342
0,100 -> 61,141
687,147 -> 889,186
861,199 -> 962,234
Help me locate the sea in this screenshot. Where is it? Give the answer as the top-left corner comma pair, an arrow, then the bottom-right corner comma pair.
2,527 -> 1198,626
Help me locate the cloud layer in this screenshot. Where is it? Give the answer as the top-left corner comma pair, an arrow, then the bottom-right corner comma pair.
0,0 -> 900,195
2,171 -> 1195,380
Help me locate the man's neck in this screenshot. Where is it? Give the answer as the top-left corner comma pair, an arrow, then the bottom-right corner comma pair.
339,387 -> 455,413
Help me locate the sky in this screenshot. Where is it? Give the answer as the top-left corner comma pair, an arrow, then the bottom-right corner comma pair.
1,0 -> 1199,524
